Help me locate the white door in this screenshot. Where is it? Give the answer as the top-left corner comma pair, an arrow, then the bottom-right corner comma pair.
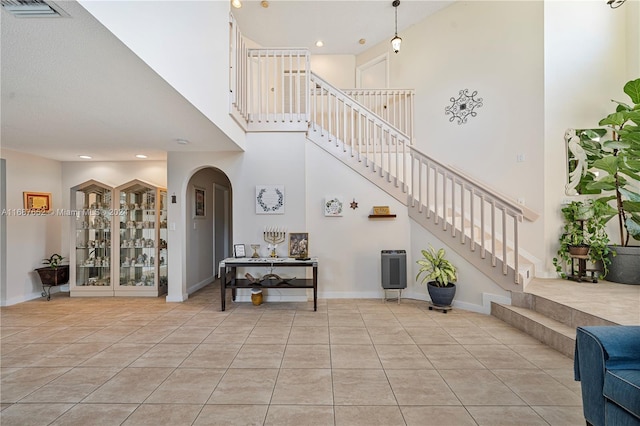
356,53 -> 389,89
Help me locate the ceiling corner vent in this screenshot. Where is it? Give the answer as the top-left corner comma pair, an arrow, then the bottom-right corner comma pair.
1,0 -> 68,18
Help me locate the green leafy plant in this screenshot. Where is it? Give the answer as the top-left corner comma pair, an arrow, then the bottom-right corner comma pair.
553,200 -> 612,277
42,254 -> 65,269
583,78 -> 640,246
416,246 -> 457,287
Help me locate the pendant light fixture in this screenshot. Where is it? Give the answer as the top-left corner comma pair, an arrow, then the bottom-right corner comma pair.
390,0 -> 402,53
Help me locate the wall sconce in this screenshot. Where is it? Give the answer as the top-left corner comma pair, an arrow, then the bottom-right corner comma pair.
390,0 -> 402,54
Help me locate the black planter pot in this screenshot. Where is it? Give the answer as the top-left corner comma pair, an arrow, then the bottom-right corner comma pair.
35,265 -> 69,286
605,246 -> 640,285
427,282 -> 456,307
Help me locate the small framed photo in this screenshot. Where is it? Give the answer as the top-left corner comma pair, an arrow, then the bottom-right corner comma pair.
194,187 -> 206,218
289,233 -> 309,258
23,191 -> 52,213
234,244 -> 246,258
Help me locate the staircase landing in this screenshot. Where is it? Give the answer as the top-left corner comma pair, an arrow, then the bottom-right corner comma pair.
492,278 -> 640,358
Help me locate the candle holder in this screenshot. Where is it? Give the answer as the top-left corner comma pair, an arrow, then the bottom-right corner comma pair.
263,227 -> 286,258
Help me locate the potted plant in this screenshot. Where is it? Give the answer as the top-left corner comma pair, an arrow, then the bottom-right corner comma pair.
553,200 -> 612,278
416,246 -> 457,307
580,78 -> 640,284
35,254 -> 70,287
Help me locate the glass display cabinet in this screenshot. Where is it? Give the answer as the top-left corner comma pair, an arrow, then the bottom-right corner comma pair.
70,180 -> 114,297
115,180 -> 167,296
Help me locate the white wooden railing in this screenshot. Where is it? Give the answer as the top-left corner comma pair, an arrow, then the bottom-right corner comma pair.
408,150 -> 525,284
229,16 -> 530,287
309,72 -> 412,193
343,89 -> 414,139
230,15 -> 310,129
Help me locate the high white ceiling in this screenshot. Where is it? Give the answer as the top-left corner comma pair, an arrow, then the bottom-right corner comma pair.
233,0 -> 453,55
1,0 -> 453,162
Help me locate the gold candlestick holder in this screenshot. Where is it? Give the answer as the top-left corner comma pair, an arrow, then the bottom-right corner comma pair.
263,227 -> 286,258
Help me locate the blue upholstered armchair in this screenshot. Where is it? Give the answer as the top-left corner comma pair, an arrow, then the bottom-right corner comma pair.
574,326 -> 640,426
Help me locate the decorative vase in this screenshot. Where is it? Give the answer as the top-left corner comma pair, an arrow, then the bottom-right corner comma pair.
605,246 -> 640,285
427,282 -> 456,307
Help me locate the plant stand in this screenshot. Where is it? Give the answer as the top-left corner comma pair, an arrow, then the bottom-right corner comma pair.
41,284 -> 56,301
568,254 -> 599,283
428,302 -> 452,313
35,266 -> 70,301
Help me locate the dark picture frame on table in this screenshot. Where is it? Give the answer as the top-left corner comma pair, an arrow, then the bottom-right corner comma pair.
289,233 -> 309,258
234,244 -> 246,258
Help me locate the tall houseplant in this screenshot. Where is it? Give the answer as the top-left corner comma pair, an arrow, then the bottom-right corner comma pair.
581,78 -> 640,284
416,246 -> 457,307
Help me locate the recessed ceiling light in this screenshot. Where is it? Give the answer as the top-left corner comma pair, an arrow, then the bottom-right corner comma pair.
176,138 -> 190,145
315,40 -> 324,47
78,155 -> 92,159
135,154 -> 148,159
261,0 -> 269,8
359,39 -> 366,45
231,0 -> 242,8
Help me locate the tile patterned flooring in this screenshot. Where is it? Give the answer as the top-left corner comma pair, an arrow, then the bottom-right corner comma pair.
1,283 -> 584,425
525,278 -> 640,326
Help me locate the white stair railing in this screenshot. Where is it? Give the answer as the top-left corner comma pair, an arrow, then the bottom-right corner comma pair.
230,15 -> 310,130
309,72 -> 412,193
408,149 -> 525,284
343,89 -> 414,139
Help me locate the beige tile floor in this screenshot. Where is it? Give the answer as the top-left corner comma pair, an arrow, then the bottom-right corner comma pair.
1,283 -> 584,426
525,278 -> 640,325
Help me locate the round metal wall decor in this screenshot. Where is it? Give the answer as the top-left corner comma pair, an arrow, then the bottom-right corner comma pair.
445,89 -> 483,125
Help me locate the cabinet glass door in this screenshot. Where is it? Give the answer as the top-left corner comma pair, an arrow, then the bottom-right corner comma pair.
115,181 -> 166,296
71,181 -> 113,296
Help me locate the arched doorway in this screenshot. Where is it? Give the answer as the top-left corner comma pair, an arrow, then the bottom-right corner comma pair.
184,167 -> 232,293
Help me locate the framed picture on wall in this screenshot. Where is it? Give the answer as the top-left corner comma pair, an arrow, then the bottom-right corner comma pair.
23,191 -> 52,213
256,185 -> 285,214
194,187 -> 206,218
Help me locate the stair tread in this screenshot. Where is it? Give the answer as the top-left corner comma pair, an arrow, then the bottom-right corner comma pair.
496,304 -> 576,338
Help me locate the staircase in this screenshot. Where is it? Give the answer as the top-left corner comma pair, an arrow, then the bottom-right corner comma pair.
229,16 -> 536,294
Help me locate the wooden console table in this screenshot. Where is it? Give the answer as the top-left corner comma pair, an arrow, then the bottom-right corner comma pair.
218,257 -> 318,311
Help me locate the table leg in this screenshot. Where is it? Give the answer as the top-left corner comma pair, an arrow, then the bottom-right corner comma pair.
221,268 -> 226,311
313,265 -> 318,312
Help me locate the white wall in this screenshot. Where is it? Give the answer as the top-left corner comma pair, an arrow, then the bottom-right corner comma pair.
357,1 -> 545,267
310,55 -> 356,88
79,0 -> 246,150
306,142 -> 411,298
0,150 -> 64,305
543,1 -> 633,274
